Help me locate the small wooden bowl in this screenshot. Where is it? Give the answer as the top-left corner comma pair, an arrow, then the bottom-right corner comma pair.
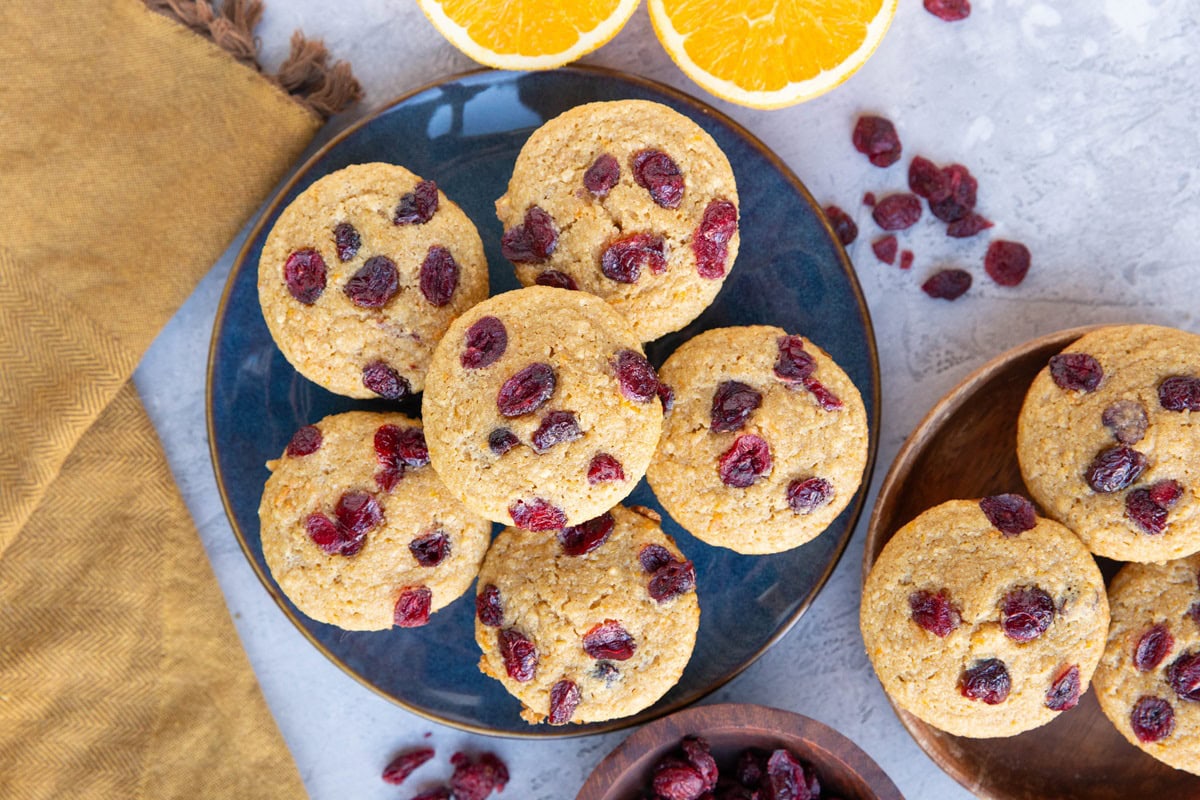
863,325 -> 1200,800
575,703 -> 903,800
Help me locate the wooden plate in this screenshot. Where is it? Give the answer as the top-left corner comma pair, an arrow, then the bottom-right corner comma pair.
863,325 -> 1200,799
575,703 -> 903,800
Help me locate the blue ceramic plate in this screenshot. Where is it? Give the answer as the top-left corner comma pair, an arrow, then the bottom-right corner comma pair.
208,66 -> 879,738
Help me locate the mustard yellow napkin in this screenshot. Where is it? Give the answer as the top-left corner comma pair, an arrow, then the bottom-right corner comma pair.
0,1 -> 359,796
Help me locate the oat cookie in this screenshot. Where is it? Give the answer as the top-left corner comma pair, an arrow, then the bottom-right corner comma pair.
422,286 -> 663,530
1093,555 -> 1200,775
259,411 -> 491,631
646,326 -> 868,554
861,497 -> 1110,738
474,505 -> 700,725
1017,324 -> 1200,562
258,163 -> 488,399
495,100 -> 739,342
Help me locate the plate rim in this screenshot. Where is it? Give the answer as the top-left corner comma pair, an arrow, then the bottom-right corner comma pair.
206,64 -> 882,739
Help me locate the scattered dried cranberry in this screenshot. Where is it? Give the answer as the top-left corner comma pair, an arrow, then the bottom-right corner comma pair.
461,316 -> 507,370
824,205 -> 858,246
534,269 -> 578,290
559,512 -> 615,556
921,269 -> 972,300
508,498 -> 566,531
692,199 -> 739,280
501,205 -> 557,263
601,233 -> 666,283
382,747 -> 434,785
681,737 -> 718,793
633,149 -> 685,208
908,156 -> 947,199
899,249 -> 914,270
419,245 -> 459,306
584,152 -> 620,197
648,559 -> 696,603
925,0 -> 971,21
497,363 -> 556,417
332,222 -> 361,262
283,248 -> 327,304
1159,376 -> 1200,411
718,434 -> 772,488
1045,665 -> 1081,712
1085,445 -> 1147,493
853,115 -> 902,168
1001,586 -> 1055,642
344,256 -> 399,308
583,620 -> 637,660
909,589 -> 961,637
548,679 -> 581,725
477,753 -> 509,793
960,658 -> 1012,704
362,360 -> 410,400
488,427 -> 519,456
1131,696 -> 1175,743
863,191 -> 878,206
1168,651 -> 1200,701
1049,353 -> 1103,393
929,164 -> 978,223
984,240 -> 1031,287
394,179 -> 439,224
410,788 -> 452,800
394,586 -> 432,627
872,193 -> 922,231
450,752 -> 509,800
710,380 -> 762,433
476,584 -> 503,627
787,477 -> 833,515
765,748 -> 815,800
1127,487 -> 1170,535
639,544 -> 673,574
947,213 -> 993,238
1134,623 -> 1175,671
531,410 -> 582,453
587,453 -> 625,485
774,335 -> 816,384
410,531 -> 450,567
652,761 -> 706,800
872,235 -> 897,265
613,350 -> 659,403
979,494 -> 1037,536
499,628 -> 537,682
1103,400 -> 1148,444
286,425 -> 322,457
657,382 -> 676,414
802,377 -> 843,411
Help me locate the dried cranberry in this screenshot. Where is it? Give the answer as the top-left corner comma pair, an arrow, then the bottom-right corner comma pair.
765,748 -> 813,800
863,191 -> 877,207
852,115 -> 902,168
693,199 -> 738,279
1151,480 -> 1184,507
959,658 -> 1012,704
583,620 -> 636,660
1159,376 -> 1200,411
802,377 -> 843,411
394,179 -> 438,225
283,248 -> 327,304
508,498 -> 566,531
1049,353 -> 1103,392
501,205 -> 557,263
286,425 -> 323,457
929,164 -> 978,223
394,586 -> 432,627
774,335 -> 816,383
1127,488 -> 1169,535
548,679 -> 581,725
336,491 -> 382,535
488,427 -> 519,456
1001,586 -> 1055,642
418,245 -> 459,306
639,544 -> 673,573
601,233 -> 666,283
710,380 -> 762,433
1131,696 -> 1175,743
652,761 -> 706,800
657,382 -> 676,414
332,222 -> 361,262
925,0 -> 971,21
381,747 -> 434,785
872,193 -> 922,231
499,628 -> 537,682
477,753 -> 509,792
1102,400 -> 1148,444
787,477 -> 833,515
410,531 -> 450,567
899,249 -> 914,270
908,156 -> 947,199
593,661 -> 621,685
979,493 -> 1037,536
534,269 -> 578,290
613,350 -> 659,403
410,788 -> 451,800
921,268 -> 972,300
1045,665 -> 1081,712
1134,623 -> 1175,671
531,410 -> 582,453
718,434 -> 772,488
584,153 -> 620,197
461,316 -> 507,369
305,514 -> 342,554
648,559 -> 696,603
947,213 -> 993,238
587,453 -> 625,485
497,363 -> 556,417
680,737 -> 718,793
1168,651 -> 1200,701
362,360 -> 410,401
476,584 -> 503,627
632,149 -> 684,208
450,752 -> 508,800
736,749 -> 768,788
824,205 -> 858,246
344,255 -> 399,308
872,235 -> 897,265
908,589 -> 961,637
984,240 -> 1031,287
1189,601 -> 1200,630
375,424 -> 429,473
559,512 -> 615,556
1085,445 -> 1147,493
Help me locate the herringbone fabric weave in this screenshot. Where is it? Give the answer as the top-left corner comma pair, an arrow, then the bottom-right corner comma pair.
0,1 -> 320,796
